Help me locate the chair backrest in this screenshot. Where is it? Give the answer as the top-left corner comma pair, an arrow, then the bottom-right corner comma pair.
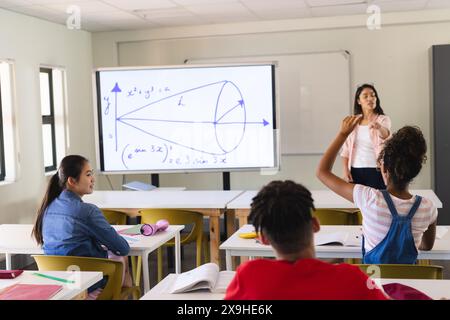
32,255 -> 124,300
312,209 -> 359,225
139,209 -> 203,245
355,264 -> 443,279
101,209 -> 127,225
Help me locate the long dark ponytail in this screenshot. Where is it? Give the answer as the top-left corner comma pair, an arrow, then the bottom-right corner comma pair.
32,155 -> 88,245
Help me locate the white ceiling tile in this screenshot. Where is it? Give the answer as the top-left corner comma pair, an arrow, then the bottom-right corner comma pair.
307,0 -> 366,7
174,0 -> 239,4
135,7 -> 194,19
43,1 -> 118,13
185,2 -> 253,14
310,3 -> 367,16
242,0 -> 308,11
253,9 -> 312,19
371,0 -> 428,11
0,0 -> 33,8
27,0 -> 91,4
145,15 -> 209,26
101,0 -> 176,11
427,0 -> 450,9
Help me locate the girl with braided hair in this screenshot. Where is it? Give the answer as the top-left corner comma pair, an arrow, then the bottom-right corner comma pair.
317,119 -> 437,264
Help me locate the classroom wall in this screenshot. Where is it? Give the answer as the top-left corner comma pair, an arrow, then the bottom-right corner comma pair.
0,9 -> 93,224
91,9 -> 450,192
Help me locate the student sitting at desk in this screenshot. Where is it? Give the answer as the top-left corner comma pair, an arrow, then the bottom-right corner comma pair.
317,118 -> 437,264
225,180 -> 388,300
32,155 -> 132,298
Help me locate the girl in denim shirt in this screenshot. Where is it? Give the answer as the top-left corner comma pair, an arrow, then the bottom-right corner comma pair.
32,155 -> 132,297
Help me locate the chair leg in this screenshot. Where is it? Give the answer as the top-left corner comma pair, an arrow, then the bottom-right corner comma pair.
135,256 -> 142,287
202,237 -> 210,263
157,247 -> 163,283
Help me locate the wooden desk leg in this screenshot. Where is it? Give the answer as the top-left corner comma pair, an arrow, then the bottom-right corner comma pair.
209,215 -> 220,266
225,209 -> 236,238
72,290 -> 87,300
225,209 -> 237,270
236,209 -> 249,228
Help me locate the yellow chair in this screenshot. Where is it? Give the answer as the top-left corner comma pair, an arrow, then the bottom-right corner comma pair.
139,209 -> 209,282
101,209 -> 127,225
313,209 -> 360,225
355,264 -> 443,279
32,255 -> 141,300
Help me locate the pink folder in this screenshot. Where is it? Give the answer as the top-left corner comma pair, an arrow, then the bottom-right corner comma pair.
0,284 -> 63,300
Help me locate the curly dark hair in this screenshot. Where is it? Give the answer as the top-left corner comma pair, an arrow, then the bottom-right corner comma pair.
248,180 -> 315,254
378,126 -> 427,190
354,84 -> 385,115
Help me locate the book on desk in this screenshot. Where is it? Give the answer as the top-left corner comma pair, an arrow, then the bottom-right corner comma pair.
170,263 -> 235,294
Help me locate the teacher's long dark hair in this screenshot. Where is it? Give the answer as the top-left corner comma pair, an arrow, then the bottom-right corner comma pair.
32,155 -> 88,245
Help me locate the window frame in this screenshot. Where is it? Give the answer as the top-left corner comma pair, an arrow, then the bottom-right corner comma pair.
0,82 -> 5,181
40,67 -> 57,172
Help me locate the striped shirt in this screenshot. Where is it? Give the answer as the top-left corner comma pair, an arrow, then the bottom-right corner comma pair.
353,184 -> 438,252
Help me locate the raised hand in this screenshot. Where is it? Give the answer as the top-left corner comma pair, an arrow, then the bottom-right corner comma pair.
340,115 -> 362,136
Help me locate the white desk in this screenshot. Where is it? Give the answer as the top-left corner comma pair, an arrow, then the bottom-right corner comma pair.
84,190 -> 245,265
140,273 -> 229,300
0,224 -> 184,294
0,270 -> 102,300
227,189 -> 443,227
140,273 -> 450,300
220,224 -> 450,271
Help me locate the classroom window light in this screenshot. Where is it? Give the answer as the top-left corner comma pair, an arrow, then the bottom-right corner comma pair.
0,60 -> 19,183
39,67 -> 67,173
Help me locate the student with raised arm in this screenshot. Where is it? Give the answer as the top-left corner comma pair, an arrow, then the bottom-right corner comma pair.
225,180 -> 388,300
341,84 -> 391,189
317,117 -> 437,264
32,155 -> 132,298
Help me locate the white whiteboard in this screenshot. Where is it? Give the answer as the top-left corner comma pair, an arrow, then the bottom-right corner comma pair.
94,64 -> 277,173
188,51 -> 351,154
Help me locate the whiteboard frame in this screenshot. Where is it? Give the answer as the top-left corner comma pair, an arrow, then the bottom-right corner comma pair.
92,63 -> 280,174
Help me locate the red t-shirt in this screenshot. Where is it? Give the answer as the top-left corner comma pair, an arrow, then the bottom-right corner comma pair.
225,258 -> 388,300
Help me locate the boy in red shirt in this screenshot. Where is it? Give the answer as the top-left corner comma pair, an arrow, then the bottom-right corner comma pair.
225,180 -> 388,300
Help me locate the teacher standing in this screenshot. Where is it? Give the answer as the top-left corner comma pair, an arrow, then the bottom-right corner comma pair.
341,84 -> 391,189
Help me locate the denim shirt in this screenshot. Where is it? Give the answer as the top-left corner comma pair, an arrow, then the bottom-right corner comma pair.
42,190 -> 130,258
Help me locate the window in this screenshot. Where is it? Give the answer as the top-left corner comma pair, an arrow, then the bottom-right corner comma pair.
40,68 -> 57,172
0,60 -> 18,183
0,80 -> 5,181
40,67 -> 67,173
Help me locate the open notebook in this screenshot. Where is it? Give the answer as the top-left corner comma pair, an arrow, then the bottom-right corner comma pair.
314,231 -> 361,247
170,263 -> 235,294
0,284 -> 62,300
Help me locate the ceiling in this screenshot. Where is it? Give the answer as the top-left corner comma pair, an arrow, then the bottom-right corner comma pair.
0,0 -> 449,32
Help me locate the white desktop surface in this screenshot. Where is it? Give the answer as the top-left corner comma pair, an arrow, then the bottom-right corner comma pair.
226,190 -> 443,209
0,224 -> 184,294
140,273 -> 450,300
83,190 -> 245,266
0,271 -> 102,300
220,225 -> 450,270
84,190 -> 244,209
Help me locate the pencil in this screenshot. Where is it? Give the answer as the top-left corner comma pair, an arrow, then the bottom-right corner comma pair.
32,272 -> 75,284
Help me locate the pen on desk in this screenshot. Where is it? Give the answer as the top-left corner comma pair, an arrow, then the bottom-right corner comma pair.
32,272 -> 75,284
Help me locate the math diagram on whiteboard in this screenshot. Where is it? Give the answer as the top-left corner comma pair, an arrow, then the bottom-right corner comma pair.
96,65 -> 276,172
